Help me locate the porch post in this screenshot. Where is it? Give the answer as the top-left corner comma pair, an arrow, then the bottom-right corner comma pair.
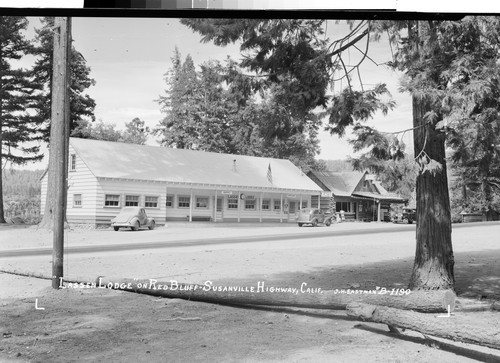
280,193 -> 283,223
260,191 -> 263,223
300,194 -> 303,210
189,188 -> 193,222
377,200 -> 381,222
238,191 -> 241,223
214,189 -> 217,223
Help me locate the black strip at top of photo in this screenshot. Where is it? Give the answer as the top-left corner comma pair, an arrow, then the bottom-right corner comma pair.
0,1 -> 475,21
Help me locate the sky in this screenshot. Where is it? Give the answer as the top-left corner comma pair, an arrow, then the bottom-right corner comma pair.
16,16 -> 413,170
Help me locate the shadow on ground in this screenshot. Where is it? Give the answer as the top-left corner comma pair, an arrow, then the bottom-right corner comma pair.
213,249 -> 500,300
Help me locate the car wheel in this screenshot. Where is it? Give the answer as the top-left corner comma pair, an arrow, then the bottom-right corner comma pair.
312,219 -> 318,227
113,226 -> 119,231
325,219 -> 331,226
298,223 -> 303,227
149,221 -> 155,230
131,221 -> 140,231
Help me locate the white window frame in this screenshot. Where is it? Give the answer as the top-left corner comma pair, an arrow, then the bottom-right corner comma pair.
196,196 -> 209,209
145,195 -> 159,208
70,154 -> 76,171
227,195 -> 239,209
125,195 -> 140,207
262,199 -> 271,210
178,195 -> 190,208
166,194 -> 174,208
245,197 -> 256,210
73,194 -> 82,208
104,194 -> 120,207
273,199 -> 281,211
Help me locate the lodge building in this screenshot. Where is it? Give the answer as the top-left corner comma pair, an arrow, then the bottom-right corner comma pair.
40,138 -> 324,226
40,138 -> 408,226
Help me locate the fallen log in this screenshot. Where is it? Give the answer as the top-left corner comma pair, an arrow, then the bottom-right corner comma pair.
346,303 -> 500,351
94,276 -> 455,313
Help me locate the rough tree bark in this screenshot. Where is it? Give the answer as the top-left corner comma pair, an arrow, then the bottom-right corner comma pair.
38,18 -> 71,231
95,277 -> 455,313
0,63 -> 5,224
409,94 -> 454,290
347,303 -> 500,350
0,133 -> 5,224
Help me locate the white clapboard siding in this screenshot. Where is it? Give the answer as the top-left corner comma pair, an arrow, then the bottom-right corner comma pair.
96,179 -> 167,225
66,145 -> 99,224
40,145 -> 99,224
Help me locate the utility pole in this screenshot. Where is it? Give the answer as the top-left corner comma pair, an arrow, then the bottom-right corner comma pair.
51,17 -> 71,289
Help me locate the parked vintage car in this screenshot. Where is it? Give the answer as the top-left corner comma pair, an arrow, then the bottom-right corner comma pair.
297,208 -> 333,227
111,207 -> 155,231
393,207 -> 417,224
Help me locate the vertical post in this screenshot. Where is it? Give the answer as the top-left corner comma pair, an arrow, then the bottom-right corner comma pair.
165,182 -> 168,223
260,191 -> 263,223
52,17 -> 71,289
280,194 -> 283,223
377,200 -> 381,222
238,191 -> 241,223
300,195 -> 303,210
214,190 -> 217,223
189,189 -> 193,222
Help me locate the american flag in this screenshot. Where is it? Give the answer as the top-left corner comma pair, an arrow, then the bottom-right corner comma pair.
267,163 -> 273,184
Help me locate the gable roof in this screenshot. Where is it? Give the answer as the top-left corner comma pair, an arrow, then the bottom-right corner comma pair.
308,169 -> 408,203
69,138 -> 322,193
308,170 -> 366,197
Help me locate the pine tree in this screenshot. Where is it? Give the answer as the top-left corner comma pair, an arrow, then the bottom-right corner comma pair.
30,17 -> 95,140
121,117 -> 150,145
181,17 -> 500,290
155,48 -> 200,149
155,48 -> 323,170
0,16 -> 44,223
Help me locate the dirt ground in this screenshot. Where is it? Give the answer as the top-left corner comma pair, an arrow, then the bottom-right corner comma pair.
1,222 -> 500,362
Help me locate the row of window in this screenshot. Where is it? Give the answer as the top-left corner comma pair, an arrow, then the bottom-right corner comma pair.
72,194 -> 160,208
104,194 -> 160,208
95,194 -> 308,211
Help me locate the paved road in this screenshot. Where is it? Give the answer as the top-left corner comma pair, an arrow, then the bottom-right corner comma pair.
1,221 -> 496,258
0,224 -> 417,258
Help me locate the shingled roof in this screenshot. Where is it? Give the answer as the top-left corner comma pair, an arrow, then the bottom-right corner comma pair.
69,138 -> 322,193
308,170 -> 366,197
309,169 -> 407,203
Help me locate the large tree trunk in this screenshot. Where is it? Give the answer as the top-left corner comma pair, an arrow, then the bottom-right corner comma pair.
347,303 -> 500,350
0,127 -> 5,224
409,94 -> 454,290
0,76 -> 5,224
95,277 -> 455,313
38,18 -> 71,231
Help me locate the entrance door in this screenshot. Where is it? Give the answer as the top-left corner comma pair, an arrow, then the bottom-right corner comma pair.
288,201 -> 297,221
216,197 -> 223,221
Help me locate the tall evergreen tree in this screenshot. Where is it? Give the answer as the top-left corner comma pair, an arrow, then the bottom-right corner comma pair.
30,17 -> 96,140
155,48 -> 200,149
0,16 -> 44,223
121,117 -> 150,145
155,48 -> 323,169
181,17 -> 500,290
